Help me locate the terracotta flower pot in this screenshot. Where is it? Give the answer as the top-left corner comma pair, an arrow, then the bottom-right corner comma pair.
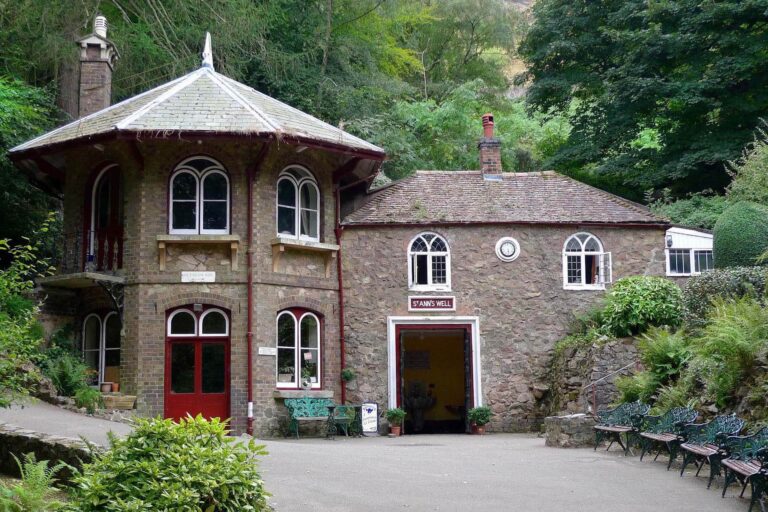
390,425 -> 402,436
471,423 -> 486,435
100,382 -> 112,393
111,383 -> 120,393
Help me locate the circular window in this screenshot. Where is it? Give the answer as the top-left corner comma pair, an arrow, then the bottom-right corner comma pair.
495,237 -> 521,262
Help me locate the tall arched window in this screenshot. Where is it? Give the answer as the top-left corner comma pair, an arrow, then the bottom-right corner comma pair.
408,232 -> 451,291
276,166 -> 319,241
89,164 -> 123,271
82,312 -> 121,385
169,157 -> 229,234
562,232 -> 612,289
276,309 -> 321,389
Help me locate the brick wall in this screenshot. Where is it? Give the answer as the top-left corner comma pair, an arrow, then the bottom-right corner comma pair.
340,223 -> 666,432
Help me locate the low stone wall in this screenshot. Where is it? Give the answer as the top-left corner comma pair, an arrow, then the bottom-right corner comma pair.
549,337 -> 640,415
0,422 -> 95,482
544,414 -> 597,448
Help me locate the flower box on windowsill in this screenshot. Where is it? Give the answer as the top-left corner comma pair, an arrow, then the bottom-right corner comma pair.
156,234 -> 240,271
270,237 -> 339,278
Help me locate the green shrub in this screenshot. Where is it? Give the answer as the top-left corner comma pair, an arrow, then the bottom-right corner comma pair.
42,353 -> 90,397
637,328 -> 691,387
682,266 -> 768,328
467,406 -> 492,426
653,374 -> 699,414
691,297 -> 768,407
73,388 -> 102,415
727,125 -> 768,206
67,416 -> 269,511
713,201 -> 768,268
649,190 -> 728,231
602,276 -> 683,336
0,453 -> 66,511
616,371 -> 658,403
385,407 -> 406,426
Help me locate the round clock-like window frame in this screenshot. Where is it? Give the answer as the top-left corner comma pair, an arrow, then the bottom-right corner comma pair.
495,237 -> 521,262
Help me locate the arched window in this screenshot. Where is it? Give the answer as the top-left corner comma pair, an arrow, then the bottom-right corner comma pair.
563,232 -> 612,289
82,312 -> 121,386
169,157 -> 229,234
408,232 -> 451,291
200,309 -> 228,336
276,166 -> 319,241
276,309 -> 321,389
168,309 -> 197,336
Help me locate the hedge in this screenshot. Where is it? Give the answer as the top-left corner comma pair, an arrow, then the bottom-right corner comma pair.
682,266 -> 768,328
713,201 -> 768,268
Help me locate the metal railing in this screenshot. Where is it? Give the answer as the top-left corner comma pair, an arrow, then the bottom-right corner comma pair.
53,229 -> 124,274
582,360 -> 641,415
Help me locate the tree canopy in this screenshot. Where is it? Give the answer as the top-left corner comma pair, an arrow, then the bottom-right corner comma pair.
518,0 -> 768,195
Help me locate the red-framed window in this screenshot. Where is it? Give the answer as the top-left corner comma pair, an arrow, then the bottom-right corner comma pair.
276,308 -> 322,389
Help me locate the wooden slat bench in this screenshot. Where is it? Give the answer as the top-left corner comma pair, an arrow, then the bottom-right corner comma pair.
721,428 -> 768,512
679,414 -> 745,488
284,397 -> 334,439
639,406 -> 698,470
594,401 -> 650,455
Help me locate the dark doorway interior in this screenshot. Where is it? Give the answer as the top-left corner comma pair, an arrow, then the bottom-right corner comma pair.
400,329 -> 469,434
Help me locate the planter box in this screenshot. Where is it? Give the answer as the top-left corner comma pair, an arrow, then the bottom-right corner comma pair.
102,394 -> 136,410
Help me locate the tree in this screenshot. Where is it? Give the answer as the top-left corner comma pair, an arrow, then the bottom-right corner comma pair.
518,0 -> 768,195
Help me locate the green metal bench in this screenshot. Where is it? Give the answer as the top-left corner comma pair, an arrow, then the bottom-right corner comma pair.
594,401 -> 650,455
284,397 -> 334,439
721,427 -> 768,510
639,406 -> 698,469
679,413 -> 745,487
329,405 -> 361,438
747,449 -> 767,512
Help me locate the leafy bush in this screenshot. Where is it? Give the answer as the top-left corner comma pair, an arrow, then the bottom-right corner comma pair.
727,124 -> 768,206
42,353 -> 90,398
692,297 -> 768,407
73,388 -> 102,415
616,371 -> 658,403
713,201 -> 768,268
385,408 -> 406,426
602,276 -> 683,336
0,453 -> 66,511
649,190 -> 728,230
682,266 -> 768,328
637,328 -> 691,387
467,406 -> 492,426
67,416 -> 269,511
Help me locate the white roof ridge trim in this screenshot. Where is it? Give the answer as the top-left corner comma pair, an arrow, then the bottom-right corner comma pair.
206,70 -> 280,132
115,69 -> 205,130
10,72 -> 193,153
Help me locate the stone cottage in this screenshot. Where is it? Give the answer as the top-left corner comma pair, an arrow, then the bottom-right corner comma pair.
9,22 -> 668,435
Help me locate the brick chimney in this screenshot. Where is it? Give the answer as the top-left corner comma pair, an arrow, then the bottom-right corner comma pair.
478,113 -> 502,178
72,15 -> 119,118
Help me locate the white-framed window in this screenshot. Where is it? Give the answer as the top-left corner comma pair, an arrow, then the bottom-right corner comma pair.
82,312 -> 121,385
169,157 -> 229,235
276,166 -> 320,241
562,232 -> 612,290
167,309 -> 197,336
408,232 -> 451,291
276,309 -> 321,389
200,309 -> 229,336
666,249 -> 714,276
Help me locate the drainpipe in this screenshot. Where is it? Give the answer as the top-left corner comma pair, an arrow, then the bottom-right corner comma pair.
246,141 -> 272,435
334,187 -> 347,404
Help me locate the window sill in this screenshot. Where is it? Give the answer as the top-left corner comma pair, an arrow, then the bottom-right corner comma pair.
270,237 -> 339,278
157,234 -> 240,271
273,389 -> 334,399
563,284 -> 605,291
409,286 -> 452,293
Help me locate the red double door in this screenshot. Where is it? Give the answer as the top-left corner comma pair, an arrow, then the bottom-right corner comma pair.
164,338 -> 230,421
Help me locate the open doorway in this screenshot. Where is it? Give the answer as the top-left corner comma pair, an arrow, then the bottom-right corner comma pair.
398,327 -> 471,434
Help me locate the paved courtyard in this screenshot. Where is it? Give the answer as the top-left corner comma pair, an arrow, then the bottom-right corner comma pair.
259,434 -> 753,512
0,404 -> 758,511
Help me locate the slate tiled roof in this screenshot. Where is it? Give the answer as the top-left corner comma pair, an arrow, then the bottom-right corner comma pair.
343,171 -> 666,226
10,67 -> 384,156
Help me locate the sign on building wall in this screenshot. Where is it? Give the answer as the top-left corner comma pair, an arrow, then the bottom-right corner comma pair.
181,271 -> 216,283
361,402 -> 379,436
258,346 -> 277,356
408,296 -> 456,312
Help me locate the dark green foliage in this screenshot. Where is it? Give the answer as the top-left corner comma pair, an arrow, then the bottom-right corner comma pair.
727,125 -> 768,206
602,276 -> 683,336
73,387 -> 102,415
518,0 -> 768,193
0,453 -> 66,512
682,266 -> 768,328
648,191 -> 728,231
713,202 -> 768,268
67,416 -> 269,511
385,407 -> 406,426
42,354 -> 90,398
467,406 -> 492,426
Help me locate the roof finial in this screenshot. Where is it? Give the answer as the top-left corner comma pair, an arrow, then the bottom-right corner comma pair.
202,32 -> 214,69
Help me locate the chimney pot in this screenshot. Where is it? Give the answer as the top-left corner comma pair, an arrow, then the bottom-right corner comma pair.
478,113 -> 502,177
94,15 -> 108,38
482,113 -> 494,138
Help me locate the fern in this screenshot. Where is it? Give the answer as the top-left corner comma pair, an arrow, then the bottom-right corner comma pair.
0,453 -> 66,511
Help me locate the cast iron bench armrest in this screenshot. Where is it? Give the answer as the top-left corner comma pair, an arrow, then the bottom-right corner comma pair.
284,397 -> 335,439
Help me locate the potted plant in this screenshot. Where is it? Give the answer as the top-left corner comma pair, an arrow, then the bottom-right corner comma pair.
300,367 -> 312,390
467,406 -> 492,435
340,368 -> 356,383
385,407 -> 406,436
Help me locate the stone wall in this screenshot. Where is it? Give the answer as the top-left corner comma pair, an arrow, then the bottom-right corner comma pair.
544,413 -> 597,448
0,422 -> 93,482
549,337 -> 640,416
341,224 -> 664,432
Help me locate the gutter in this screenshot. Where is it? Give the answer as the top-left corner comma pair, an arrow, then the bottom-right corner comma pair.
246,140 -> 272,435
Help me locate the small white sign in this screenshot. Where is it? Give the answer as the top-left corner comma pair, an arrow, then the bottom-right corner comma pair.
361,402 -> 379,435
181,271 -> 216,283
258,346 -> 277,356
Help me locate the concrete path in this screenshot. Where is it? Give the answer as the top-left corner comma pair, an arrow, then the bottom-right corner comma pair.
0,400 -> 131,446
259,434 -> 754,512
